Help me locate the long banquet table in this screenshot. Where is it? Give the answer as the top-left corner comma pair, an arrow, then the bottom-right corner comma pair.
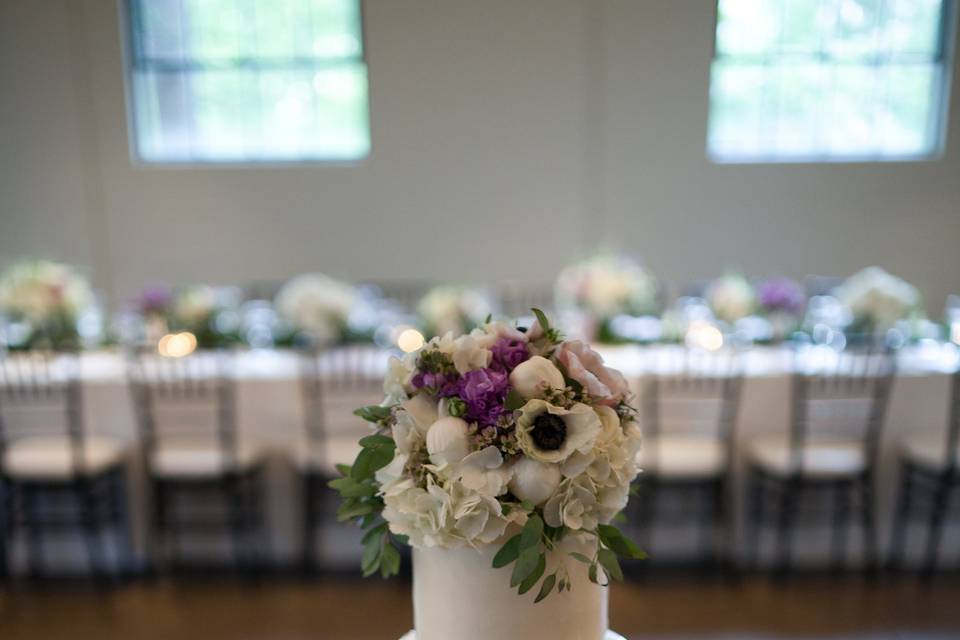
9,343 -> 960,572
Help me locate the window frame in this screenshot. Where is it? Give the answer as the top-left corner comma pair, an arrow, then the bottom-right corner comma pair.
119,0 -> 371,168
706,0 -> 959,165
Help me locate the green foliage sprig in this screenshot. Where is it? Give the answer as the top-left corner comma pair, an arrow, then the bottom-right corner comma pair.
491,513 -> 645,603
328,407 -> 405,578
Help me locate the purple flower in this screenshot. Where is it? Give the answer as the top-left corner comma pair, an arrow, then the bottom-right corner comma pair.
411,370 -> 460,397
138,284 -> 172,315
458,367 -> 510,426
757,277 -> 805,316
490,336 -> 530,372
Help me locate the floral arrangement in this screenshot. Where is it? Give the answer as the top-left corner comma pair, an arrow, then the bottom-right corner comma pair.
274,273 -> 358,346
331,310 -> 644,601
705,272 -> 756,324
0,259 -> 94,350
416,285 -> 494,338
756,277 -> 805,317
833,266 -> 921,334
131,284 -> 242,349
555,254 -> 659,342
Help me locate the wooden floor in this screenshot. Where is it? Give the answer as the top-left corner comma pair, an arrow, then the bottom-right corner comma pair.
1,575 -> 959,639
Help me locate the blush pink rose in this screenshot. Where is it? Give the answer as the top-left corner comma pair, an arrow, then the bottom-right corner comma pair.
555,340 -> 629,405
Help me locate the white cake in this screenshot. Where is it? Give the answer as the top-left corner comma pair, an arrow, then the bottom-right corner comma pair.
411,539 -> 608,640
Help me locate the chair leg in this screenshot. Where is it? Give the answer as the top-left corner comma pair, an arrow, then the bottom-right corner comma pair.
830,482 -> 851,574
246,470 -> 269,575
697,482 -> 718,568
78,481 -> 107,583
24,486 -> 44,580
0,478 -> 8,581
888,463 -> 914,571
745,470 -> 765,571
774,480 -> 798,578
148,479 -> 168,575
859,477 -> 877,577
109,470 -> 134,578
921,476 -> 951,580
226,476 -> 249,573
301,474 -> 318,575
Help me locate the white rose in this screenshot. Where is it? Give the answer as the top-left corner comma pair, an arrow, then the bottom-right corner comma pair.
509,356 -> 565,399
426,416 -> 470,466
509,458 -> 561,506
515,400 -> 601,464
451,334 -> 492,374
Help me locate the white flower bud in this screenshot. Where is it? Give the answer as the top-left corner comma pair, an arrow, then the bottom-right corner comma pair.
509,356 -> 565,399
509,457 -> 561,506
426,417 -> 470,466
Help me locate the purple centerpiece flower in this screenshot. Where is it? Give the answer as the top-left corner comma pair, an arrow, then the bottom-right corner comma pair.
138,284 -> 173,315
458,367 -> 510,426
757,277 -> 805,316
490,336 -> 530,372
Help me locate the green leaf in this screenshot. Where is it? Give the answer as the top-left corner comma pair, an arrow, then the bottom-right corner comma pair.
588,562 -> 599,584
597,548 -> 623,582
362,522 -> 388,545
484,314 -> 492,324
354,405 -> 393,423
517,553 -> 546,595
534,573 -> 557,603
492,534 -> 522,569
504,388 -> 526,411
359,434 -> 395,448
361,538 -> 382,575
598,524 -> 646,559
328,477 -> 376,498
380,543 -> 401,578
531,308 -> 551,333
335,463 -> 352,477
337,501 -> 376,521
519,514 -> 544,551
569,552 -> 593,564
510,547 -> 541,587
351,444 -> 395,481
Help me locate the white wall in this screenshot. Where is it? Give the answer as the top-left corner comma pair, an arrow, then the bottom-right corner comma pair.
1,0 -> 958,312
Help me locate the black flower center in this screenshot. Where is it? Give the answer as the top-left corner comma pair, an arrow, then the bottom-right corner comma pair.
531,413 -> 567,451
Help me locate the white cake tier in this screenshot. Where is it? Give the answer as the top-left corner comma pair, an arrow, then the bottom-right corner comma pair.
411,537 -> 609,640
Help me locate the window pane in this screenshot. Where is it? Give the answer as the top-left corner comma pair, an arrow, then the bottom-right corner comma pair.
708,0 -> 950,162
127,0 -> 369,163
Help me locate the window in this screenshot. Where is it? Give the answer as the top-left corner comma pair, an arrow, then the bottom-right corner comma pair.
125,0 -> 369,164
708,0 -> 955,162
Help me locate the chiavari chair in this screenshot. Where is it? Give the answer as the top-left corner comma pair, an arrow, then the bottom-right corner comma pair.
745,345 -> 894,576
0,352 -> 131,580
129,350 -> 267,574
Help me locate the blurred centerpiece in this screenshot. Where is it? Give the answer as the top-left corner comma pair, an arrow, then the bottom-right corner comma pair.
554,253 -> 660,344
274,272 -> 369,348
833,266 -> 921,344
0,259 -> 97,351
416,285 -> 495,338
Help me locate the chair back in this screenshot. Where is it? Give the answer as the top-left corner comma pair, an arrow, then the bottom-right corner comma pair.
128,350 -> 238,472
0,352 -> 85,477
300,345 -> 391,455
789,345 -> 895,473
641,348 -> 743,472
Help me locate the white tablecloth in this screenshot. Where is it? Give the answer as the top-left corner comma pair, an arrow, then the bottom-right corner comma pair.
13,343 -> 960,571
